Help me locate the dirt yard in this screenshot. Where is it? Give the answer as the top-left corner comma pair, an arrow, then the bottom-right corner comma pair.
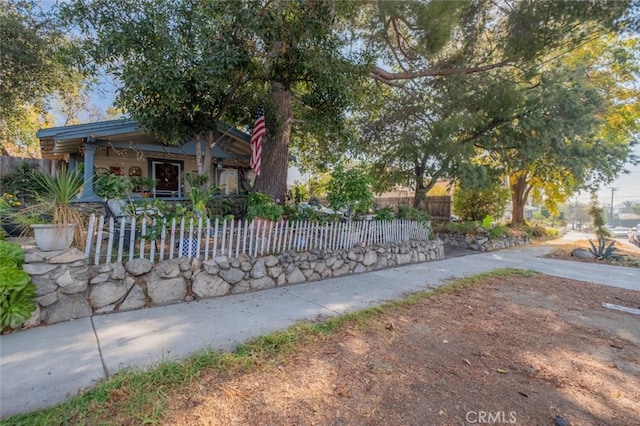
160,272 -> 640,426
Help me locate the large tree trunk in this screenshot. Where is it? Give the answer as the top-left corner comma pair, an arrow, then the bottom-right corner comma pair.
413,164 -> 426,209
253,82 -> 291,201
510,174 -> 528,225
204,130 -> 214,184
413,163 -> 439,211
194,131 -> 213,187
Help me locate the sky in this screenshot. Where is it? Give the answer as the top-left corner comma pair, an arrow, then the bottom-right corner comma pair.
576,145 -> 640,206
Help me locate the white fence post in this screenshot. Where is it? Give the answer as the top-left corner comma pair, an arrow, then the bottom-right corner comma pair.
85,214 -> 432,265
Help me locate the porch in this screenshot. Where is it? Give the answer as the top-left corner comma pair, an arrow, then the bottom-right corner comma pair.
36,119 -> 253,202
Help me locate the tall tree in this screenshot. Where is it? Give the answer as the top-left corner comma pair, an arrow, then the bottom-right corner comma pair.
0,0 -> 85,156
61,0 -> 366,197
464,34 -> 639,224
60,0 -> 634,199
355,82 -> 471,209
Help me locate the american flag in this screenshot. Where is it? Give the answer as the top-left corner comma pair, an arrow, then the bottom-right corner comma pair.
250,104 -> 265,175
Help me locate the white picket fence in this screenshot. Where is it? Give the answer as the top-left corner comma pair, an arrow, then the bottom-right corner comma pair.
83,214 -> 431,266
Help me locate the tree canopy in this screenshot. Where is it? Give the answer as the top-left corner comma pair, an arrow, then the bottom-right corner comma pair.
0,0 -> 104,156
57,0 -> 638,214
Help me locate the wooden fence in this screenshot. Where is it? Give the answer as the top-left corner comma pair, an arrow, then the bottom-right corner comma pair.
84,215 -> 431,265
374,196 -> 451,221
426,196 -> 451,221
0,156 -> 61,178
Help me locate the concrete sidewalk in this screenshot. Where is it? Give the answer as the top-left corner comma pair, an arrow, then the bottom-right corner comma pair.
1,244 -> 638,418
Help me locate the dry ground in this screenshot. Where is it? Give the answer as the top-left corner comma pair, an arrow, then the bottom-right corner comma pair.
156,271 -> 640,426
542,236 -> 640,268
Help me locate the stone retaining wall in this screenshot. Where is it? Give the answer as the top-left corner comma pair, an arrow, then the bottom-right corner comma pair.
436,232 -> 530,252
21,239 -> 444,327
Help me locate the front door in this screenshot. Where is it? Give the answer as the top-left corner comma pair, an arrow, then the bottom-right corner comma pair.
149,159 -> 183,197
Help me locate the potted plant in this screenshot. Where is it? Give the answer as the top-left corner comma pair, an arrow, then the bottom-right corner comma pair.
132,176 -> 155,197
26,168 -> 86,251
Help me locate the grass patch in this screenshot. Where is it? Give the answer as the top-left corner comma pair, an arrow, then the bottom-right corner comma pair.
1,268 -> 535,426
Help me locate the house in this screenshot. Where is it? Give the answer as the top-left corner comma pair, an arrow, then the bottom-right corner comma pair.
36,119 -> 253,201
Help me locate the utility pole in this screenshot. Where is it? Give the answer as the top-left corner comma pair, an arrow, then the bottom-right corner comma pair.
609,187 -> 617,225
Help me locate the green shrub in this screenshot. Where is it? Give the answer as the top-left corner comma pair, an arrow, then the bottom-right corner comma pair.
0,162 -> 48,205
452,183 -> 509,222
294,207 -> 333,223
546,228 -> 560,238
0,241 -> 24,267
0,241 -> 36,330
374,206 -> 395,221
489,224 -> 508,240
529,224 -> 548,238
326,164 -> 373,216
436,221 -> 480,235
94,174 -> 133,200
396,205 -> 430,222
246,192 -> 283,221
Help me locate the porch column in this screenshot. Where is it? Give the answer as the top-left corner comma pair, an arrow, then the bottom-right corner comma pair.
68,154 -> 77,173
79,144 -> 97,200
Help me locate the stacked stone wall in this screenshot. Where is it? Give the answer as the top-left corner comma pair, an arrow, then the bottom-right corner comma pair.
436,233 -> 530,252
21,240 -> 444,327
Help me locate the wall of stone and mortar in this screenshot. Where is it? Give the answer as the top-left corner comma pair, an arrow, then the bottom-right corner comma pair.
435,232 -> 530,252
21,239 -> 444,327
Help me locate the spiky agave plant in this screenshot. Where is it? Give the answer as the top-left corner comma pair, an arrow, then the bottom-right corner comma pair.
588,238 -> 619,260
31,167 -> 87,247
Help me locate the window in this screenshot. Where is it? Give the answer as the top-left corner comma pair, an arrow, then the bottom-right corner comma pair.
219,168 -> 238,195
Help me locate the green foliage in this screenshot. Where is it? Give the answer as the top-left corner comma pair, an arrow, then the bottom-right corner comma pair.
452,183 -> 510,222
396,205 -> 430,222
588,238 -> 619,260
482,215 -> 494,229
546,228 -> 561,238
374,206 -> 395,221
246,192 -> 283,221
587,193 -> 610,239
185,174 -> 214,217
488,225 -> 508,240
94,174 -> 133,200
62,0 -> 366,199
131,176 -> 155,191
0,241 -> 36,330
527,223 -> 550,238
210,197 -> 237,218
32,168 -> 84,208
326,164 -> 373,216
0,162 -> 47,205
290,182 -> 309,204
0,241 -> 25,267
1,1 -> 87,155
293,205 -> 341,224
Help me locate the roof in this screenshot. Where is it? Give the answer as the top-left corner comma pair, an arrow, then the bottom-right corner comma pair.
37,119 -> 251,160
